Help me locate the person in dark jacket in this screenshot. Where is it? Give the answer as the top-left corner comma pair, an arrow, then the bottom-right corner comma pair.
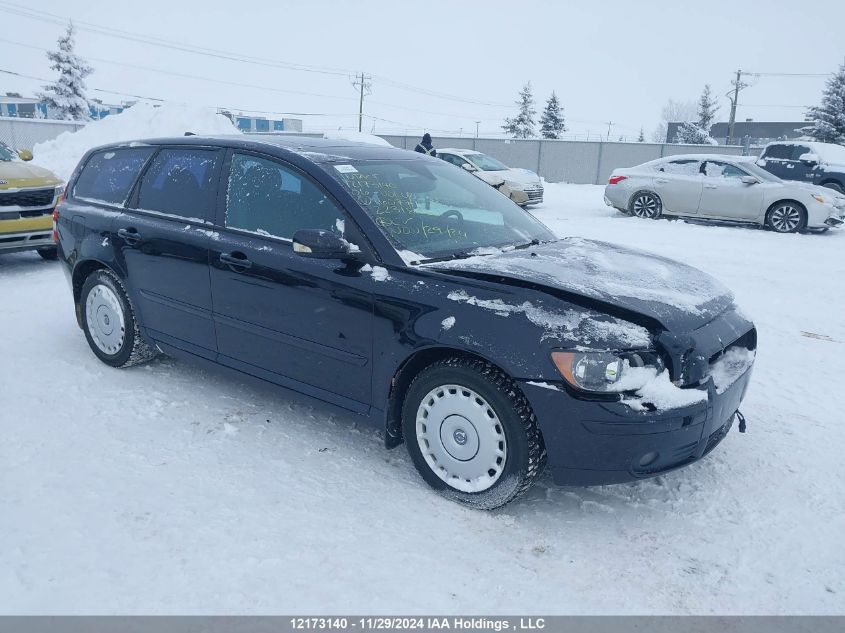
414,133 -> 437,157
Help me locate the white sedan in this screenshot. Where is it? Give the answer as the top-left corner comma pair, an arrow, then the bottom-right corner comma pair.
438,148 -> 544,206
604,154 -> 845,233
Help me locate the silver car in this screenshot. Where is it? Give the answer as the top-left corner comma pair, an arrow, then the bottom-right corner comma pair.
604,154 -> 845,233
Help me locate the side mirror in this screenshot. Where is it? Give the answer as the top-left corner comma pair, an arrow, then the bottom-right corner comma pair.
741,175 -> 759,185
17,149 -> 33,161
800,152 -> 820,164
461,162 -> 477,172
292,229 -> 355,259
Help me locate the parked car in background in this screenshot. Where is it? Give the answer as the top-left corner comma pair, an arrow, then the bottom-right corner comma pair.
0,140 -> 63,259
438,148 -> 543,206
57,136 -> 755,509
756,141 -> 845,193
605,154 -> 845,233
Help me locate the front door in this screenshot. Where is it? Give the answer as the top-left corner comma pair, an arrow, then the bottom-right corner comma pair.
209,151 -> 375,412
698,160 -> 765,221
115,146 -> 224,359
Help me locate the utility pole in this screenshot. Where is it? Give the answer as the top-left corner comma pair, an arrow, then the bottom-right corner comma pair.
605,121 -> 613,141
726,69 -> 749,145
475,121 -> 480,138
352,72 -> 372,133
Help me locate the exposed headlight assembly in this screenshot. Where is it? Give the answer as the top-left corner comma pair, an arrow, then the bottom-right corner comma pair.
551,350 -> 665,393
812,193 -> 826,204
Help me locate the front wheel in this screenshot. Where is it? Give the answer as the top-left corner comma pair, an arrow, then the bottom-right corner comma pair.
630,192 -> 662,219
766,202 -> 806,233
80,269 -> 156,367
402,358 -> 546,510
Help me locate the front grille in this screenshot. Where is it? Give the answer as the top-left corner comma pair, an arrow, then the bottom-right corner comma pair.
0,188 -> 55,208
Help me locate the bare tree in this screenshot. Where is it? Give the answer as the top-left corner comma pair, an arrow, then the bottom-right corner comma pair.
651,99 -> 697,143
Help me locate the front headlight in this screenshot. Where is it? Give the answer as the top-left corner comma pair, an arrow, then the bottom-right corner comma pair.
551,350 -> 664,393
812,193 -> 826,204
505,180 -> 524,190
54,185 -> 65,196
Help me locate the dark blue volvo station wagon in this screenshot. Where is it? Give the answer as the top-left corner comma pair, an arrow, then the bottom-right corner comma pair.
57,136 -> 756,509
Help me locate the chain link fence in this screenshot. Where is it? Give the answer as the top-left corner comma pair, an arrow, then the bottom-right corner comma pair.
0,117 -> 85,151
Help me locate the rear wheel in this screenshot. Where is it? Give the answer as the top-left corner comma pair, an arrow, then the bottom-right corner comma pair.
37,246 -> 58,260
630,192 -> 662,219
402,357 -> 545,510
766,202 -> 806,233
80,269 -> 156,368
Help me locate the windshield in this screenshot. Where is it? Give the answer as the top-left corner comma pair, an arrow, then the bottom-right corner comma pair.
466,153 -> 509,171
740,162 -> 781,182
330,160 -> 555,260
0,142 -> 17,162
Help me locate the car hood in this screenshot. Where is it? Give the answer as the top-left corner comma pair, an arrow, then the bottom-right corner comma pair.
427,238 -> 734,332
477,168 -> 540,186
0,161 -> 62,189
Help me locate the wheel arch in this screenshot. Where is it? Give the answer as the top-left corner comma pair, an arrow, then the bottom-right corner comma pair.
71,258 -> 119,327
818,179 -> 845,192
383,345 -> 523,449
628,188 -> 662,212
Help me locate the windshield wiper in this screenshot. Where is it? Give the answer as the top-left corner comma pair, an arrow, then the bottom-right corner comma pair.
512,238 -> 542,250
420,251 -> 475,264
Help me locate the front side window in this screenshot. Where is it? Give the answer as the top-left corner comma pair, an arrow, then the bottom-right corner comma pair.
74,147 -> 155,205
441,153 -> 468,168
226,153 -> 343,239
704,161 -> 746,179
331,160 -> 554,259
790,145 -> 812,161
136,148 -> 222,220
763,144 -> 792,160
466,153 -> 509,171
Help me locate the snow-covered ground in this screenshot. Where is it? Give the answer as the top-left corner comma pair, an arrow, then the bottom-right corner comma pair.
2,183 -> 844,614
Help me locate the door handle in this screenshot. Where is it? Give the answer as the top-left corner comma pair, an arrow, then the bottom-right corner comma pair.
117,227 -> 141,245
220,251 -> 252,271
655,178 -> 669,184
704,184 -> 718,189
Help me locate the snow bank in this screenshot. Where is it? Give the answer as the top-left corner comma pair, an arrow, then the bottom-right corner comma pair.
323,131 -> 392,147
32,103 -> 240,181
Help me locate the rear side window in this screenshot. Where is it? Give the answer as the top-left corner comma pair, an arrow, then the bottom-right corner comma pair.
790,145 -> 811,160
73,148 -> 154,205
225,153 -> 343,239
136,148 -> 222,221
763,144 -> 792,160
657,159 -> 701,175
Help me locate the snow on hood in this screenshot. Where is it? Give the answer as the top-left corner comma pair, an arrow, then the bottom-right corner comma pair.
31,103 -> 240,181
429,238 -> 734,331
478,168 -> 540,186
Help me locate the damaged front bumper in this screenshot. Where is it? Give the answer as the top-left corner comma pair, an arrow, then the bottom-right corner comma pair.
520,365 -> 753,485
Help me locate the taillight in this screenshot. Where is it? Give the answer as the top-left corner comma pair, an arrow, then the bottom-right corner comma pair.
52,208 -> 59,243
608,175 -> 627,185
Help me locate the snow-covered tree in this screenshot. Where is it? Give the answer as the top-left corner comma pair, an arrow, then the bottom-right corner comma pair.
637,128 -> 645,142
674,121 -> 717,145
651,99 -> 697,142
37,22 -> 93,121
539,92 -> 565,139
502,82 -> 536,139
804,60 -> 845,144
697,84 -> 719,132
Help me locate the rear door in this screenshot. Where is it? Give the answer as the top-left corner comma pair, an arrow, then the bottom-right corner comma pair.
208,151 -> 375,412
698,160 -> 765,220
115,146 -> 224,359
652,159 -> 704,214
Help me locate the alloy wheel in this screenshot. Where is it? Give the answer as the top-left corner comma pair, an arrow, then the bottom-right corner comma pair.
769,204 -> 802,233
632,193 -> 660,218
415,384 -> 507,493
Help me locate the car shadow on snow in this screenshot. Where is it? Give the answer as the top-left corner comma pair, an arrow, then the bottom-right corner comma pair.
0,251 -> 60,275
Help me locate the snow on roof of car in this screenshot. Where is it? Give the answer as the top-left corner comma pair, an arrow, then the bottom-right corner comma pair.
439,148 -> 482,155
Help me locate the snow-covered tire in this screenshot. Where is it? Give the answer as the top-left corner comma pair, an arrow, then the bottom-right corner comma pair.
766,201 -> 806,233
630,191 -> 662,219
80,269 -> 156,368
402,357 -> 546,510
37,246 -> 58,260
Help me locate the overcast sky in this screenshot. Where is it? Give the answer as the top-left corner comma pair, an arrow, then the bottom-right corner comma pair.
1,0 -> 843,140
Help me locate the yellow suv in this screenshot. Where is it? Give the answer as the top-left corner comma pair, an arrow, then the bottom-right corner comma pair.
1,141 -> 64,259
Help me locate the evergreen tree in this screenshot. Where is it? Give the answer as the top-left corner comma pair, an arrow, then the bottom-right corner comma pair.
697,84 -> 719,132
804,60 -> 845,144
502,82 -> 536,139
37,22 -> 93,121
637,128 -> 645,142
539,91 -> 565,139
674,121 -> 717,145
